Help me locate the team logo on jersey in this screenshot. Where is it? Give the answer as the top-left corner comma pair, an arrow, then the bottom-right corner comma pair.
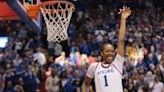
97,69 -> 114,75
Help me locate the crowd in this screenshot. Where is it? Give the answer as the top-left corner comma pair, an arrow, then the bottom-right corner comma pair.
0,0 -> 164,92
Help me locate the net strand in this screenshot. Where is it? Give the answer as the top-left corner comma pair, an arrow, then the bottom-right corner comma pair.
40,2 -> 74,42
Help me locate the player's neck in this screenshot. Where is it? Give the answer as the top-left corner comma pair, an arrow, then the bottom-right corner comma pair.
102,61 -> 111,64
101,61 -> 111,68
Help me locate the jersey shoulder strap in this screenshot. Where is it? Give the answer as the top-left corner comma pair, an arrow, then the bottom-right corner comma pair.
95,62 -> 100,71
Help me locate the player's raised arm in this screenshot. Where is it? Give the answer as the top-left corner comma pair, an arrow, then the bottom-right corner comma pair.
117,6 -> 131,56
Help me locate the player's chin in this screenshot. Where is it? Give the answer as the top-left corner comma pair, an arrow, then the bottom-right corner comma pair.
107,59 -> 113,63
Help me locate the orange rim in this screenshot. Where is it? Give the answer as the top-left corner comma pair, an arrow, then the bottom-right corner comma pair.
39,1 -> 75,13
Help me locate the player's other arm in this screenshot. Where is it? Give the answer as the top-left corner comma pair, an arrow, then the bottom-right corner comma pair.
117,6 -> 131,56
82,63 -> 97,92
82,76 -> 92,92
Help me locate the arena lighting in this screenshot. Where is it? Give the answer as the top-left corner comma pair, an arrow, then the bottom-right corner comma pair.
0,36 -> 8,48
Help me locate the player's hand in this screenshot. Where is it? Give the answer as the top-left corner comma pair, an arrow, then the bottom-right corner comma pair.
118,6 -> 131,19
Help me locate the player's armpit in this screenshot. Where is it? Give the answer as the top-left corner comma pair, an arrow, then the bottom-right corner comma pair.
82,76 -> 92,92
113,54 -> 125,74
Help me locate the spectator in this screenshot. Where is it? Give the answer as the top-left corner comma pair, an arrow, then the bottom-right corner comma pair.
33,46 -> 46,66
144,71 -> 155,85
59,71 -> 68,92
55,51 -> 68,67
4,81 -> 14,92
0,74 -> 4,92
24,65 -> 40,92
45,64 -> 60,92
13,85 -> 24,92
14,39 -> 23,55
18,78 -> 25,91
149,76 -> 164,92
134,74 -> 149,91
13,54 -> 23,66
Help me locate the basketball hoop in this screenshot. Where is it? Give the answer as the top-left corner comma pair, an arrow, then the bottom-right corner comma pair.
40,1 -> 75,42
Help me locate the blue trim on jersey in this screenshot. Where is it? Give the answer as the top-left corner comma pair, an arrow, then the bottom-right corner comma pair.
113,64 -> 122,75
101,62 -> 110,68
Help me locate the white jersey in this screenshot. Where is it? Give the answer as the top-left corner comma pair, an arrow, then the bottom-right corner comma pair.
87,54 -> 125,92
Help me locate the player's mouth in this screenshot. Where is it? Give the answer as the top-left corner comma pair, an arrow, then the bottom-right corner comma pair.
108,56 -> 114,61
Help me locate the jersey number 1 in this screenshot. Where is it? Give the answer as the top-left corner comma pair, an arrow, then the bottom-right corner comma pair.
103,75 -> 109,86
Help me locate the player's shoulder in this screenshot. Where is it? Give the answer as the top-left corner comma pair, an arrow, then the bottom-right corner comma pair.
88,62 -> 100,70
89,62 -> 99,67
114,53 -> 125,60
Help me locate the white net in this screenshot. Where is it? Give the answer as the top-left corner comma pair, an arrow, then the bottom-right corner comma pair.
40,1 -> 75,42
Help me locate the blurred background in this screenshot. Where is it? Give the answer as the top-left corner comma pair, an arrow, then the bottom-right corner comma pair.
0,0 -> 163,92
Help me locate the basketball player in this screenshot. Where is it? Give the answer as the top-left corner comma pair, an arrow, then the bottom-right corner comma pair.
82,6 -> 131,92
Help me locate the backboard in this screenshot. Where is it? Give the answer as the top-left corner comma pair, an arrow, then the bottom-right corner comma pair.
0,0 -> 41,33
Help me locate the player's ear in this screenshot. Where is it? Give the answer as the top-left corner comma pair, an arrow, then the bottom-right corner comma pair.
100,51 -> 103,56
